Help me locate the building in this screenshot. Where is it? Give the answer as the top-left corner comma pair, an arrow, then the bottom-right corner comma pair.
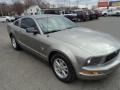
98,0 -> 109,7
22,5 -> 42,16
109,0 -> 120,8
97,0 -> 120,10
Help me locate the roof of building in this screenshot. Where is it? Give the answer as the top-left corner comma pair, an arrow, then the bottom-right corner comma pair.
28,5 -> 41,9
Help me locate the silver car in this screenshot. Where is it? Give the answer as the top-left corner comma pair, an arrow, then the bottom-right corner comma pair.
7,15 -> 120,82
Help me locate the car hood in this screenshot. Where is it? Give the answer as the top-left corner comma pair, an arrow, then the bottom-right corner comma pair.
49,27 -> 120,56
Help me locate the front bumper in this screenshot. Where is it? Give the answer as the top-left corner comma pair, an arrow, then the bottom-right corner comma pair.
77,56 -> 120,80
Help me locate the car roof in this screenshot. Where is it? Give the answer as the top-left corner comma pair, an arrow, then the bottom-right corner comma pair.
22,14 -> 61,19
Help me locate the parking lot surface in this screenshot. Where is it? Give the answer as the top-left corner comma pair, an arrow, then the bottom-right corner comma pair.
0,17 -> 120,90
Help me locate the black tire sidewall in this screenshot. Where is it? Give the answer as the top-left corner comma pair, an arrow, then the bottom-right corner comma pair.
51,53 -> 76,83
6,19 -> 9,22
104,13 -> 107,16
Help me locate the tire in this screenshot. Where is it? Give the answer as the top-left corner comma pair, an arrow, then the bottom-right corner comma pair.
51,53 -> 76,83
95,15 -> 98,19
77,18 -> 81,22
6,19 -> 9,22
10,36 -> 21,50
116,13 -> 120,17
104,13 -> 107,17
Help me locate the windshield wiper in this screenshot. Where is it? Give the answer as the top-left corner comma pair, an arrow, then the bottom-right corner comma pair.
63,26 -> 78,30
44,26 -> 79,34
65,27 -> 74,29
44,30 -> 62,34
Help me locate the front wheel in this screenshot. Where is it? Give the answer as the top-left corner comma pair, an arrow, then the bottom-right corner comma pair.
116,13 -> 120,17
6,19 -> 10,22
51,53 -> 76,83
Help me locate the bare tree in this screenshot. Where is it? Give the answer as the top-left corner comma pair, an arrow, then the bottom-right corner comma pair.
24,0 -> 36,9
0,4 -> 4,16
0,3 -> 10,16
13,1 -> 25,15
35,0 -> 50,9
24,0 -> 50,9
36,0 -> 42,7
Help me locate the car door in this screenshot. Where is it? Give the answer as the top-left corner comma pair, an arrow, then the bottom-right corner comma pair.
19,18 -> 48,58
108,10 -> 113,16
0,16 -> 5,22
19,18 -> 38,46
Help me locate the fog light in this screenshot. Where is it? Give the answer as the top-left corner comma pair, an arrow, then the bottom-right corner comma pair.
80,71 -> 100,75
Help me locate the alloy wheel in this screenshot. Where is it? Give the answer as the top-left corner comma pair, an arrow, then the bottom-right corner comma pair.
53,58 -> 69,79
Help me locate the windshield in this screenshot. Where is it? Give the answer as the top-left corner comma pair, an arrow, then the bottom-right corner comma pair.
37,16 -> 77,34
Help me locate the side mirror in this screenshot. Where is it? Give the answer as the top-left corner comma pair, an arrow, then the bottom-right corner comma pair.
26,27 -> 39,34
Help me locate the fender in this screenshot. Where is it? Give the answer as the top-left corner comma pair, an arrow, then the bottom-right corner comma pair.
47,45 -> 80,74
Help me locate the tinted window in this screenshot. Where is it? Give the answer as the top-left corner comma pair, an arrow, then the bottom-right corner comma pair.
44,10 -> 60,15
14,20 -> 19,26
2,16 -> 6,18
21,18 -> 37,30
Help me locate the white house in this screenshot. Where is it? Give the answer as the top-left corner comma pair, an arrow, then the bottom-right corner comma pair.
22,5 -> 42,16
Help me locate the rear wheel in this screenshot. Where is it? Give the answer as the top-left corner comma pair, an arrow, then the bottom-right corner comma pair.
116,12 -> 120,17
10,36 -> 21,50
51,53 -> 76,83
6,19 -> 9,22
104,13 -> 107,17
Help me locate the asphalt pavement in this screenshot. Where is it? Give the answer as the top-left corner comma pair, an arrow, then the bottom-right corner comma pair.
0,17 -> 120,90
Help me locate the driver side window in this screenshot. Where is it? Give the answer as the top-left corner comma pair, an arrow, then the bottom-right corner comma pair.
21,18 -> 38,30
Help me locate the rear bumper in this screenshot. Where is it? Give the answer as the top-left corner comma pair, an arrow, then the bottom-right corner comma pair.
77,56 -> 120,80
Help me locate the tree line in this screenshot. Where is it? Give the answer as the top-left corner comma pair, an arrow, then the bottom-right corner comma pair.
0,0 -> 50,16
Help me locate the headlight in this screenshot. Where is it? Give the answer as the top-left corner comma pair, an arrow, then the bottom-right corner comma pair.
85,57 -> 101,66
87,58 -> 92,64
85,58 -> 92,66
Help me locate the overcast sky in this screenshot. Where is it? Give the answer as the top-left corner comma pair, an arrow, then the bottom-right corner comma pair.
0,0 -> 120,5
49,0 -> 120,6
0,0 -> 99,4
49,0 -> 99,5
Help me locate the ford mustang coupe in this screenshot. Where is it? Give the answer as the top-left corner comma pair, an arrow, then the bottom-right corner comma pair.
7,15 -> 120,82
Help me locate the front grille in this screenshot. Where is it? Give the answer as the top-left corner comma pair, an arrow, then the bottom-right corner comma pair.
104,50 -> 119,63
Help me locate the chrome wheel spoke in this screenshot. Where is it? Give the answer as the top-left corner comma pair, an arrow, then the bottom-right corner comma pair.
61,70 -> 67,77
53,58 -> 69,79
55,60 -> 61,67
62,66 -> 68,72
